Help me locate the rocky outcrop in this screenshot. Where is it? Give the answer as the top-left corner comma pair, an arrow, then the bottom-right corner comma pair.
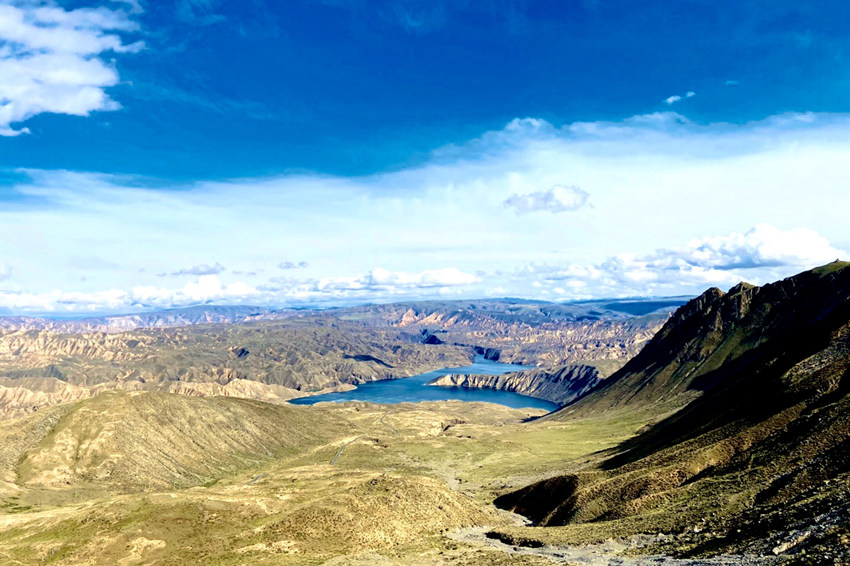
557,260 -> 850,418
423,334 -> 444,345
429,364 -> 600,406
472,346 -> 501,361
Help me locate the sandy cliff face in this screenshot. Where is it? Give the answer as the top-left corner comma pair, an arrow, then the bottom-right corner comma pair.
430,364 -> 600,405
331,298 -> 680,366
0,376 -> 357,420
0,321 -> 473,417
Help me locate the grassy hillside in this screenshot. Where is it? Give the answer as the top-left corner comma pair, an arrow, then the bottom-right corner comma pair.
1,393 -> 353,498
494,262 -> 850,560
1,394 -> 602,565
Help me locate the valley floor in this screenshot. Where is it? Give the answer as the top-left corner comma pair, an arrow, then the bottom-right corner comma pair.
0,394 -> 807,565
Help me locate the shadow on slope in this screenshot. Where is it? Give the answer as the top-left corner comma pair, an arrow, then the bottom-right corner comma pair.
555,261 -> 850,468
603,288 -> 850,470
495,262 -> 850,558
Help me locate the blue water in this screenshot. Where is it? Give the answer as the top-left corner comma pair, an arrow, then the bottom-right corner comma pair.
289,356 -> 558,411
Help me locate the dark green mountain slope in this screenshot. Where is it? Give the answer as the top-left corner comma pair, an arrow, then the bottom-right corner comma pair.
496,261 -> 850,559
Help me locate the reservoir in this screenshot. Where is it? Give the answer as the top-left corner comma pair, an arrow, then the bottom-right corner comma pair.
289,356 -> 558,411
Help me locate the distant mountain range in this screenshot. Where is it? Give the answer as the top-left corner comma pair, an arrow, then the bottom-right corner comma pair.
0,305 -> 293,334
0,297 -> 690,334
1,264 -> 847,562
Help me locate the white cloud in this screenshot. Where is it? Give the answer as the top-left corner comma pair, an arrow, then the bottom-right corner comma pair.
263,267 -> 481,304
680,224 -> 845,269
664,91 -> 695,106
133,275 -> 257,305
158,262 -> 226,277
0,268 -> 481,313
502,185 -> 590,214
0,1 -> 143,136
309,268 -> 480,294
1,275 -> 259,313
278,261 -> 309,270
2,112 -> 849,312
523,224 -> 846,298
0,262 -> 11,282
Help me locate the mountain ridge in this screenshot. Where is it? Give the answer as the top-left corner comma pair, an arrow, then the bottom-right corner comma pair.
493,261 -> 850,558
553,260 -> 850,419
0,297 -> 688,333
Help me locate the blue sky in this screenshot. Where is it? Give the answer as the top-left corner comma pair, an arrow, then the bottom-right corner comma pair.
1,0 -> 849,314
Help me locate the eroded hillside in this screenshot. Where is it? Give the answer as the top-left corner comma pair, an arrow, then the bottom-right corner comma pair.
0,298 -> 676,418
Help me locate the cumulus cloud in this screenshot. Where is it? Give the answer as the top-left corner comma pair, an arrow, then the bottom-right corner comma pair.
524,224 -> 846,298
664,91 -> 695,105
2,111 -> 849,312
0,1 -> 143,136
502,185 -> 590,214
302,268 -> 480,295
278,261 -> 309,270
1,275 -> 259,314
679,224 -> 845,269
158,262 -> 226,277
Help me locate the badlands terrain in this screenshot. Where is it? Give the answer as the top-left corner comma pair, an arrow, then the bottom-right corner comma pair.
0,298 -> 675,419
0,263 -> 848,564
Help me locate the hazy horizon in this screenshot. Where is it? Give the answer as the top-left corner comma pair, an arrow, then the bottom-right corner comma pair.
0,292 -> 698,319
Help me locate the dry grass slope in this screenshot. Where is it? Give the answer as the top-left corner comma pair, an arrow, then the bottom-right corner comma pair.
4,392 -> 352,494
494,262 -> 850,560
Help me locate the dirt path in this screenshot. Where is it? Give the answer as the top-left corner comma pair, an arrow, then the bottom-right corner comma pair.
448,512 -> 783,566
331,411 -> 396,466
379,412 -> 398,435
246,473 -> 268,484
331,436 -> 363,465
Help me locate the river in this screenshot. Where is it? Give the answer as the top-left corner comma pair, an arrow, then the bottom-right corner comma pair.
289,356 -> 558,411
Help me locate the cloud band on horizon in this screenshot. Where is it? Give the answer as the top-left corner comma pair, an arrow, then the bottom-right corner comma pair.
1,110 -> 848,314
